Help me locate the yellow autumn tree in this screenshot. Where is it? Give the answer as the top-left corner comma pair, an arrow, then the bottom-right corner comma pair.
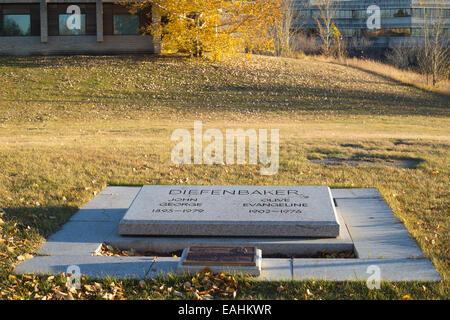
331,23 -> 345,58
125,0 -> 286,59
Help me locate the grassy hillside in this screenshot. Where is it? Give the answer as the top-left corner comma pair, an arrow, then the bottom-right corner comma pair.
0,54 -> 448,300
0,55 -> 448,123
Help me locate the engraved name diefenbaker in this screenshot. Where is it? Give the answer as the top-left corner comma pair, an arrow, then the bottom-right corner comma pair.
168,189 -> 310,197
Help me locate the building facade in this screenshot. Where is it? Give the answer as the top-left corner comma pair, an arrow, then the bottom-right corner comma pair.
1,0 -> 449,56
293,0 -> 450,49
0,0 -> 160,55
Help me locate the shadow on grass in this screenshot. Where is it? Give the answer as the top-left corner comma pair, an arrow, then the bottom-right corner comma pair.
7,82 -> 448,116
4,205 -> 79,239
308,157 -> 423,169
0,54 -> 182,69
327,60 -> 450,100
195,83 -> 449,116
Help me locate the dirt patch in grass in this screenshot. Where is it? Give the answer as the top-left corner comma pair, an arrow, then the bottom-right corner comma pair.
309,157 -> 422,168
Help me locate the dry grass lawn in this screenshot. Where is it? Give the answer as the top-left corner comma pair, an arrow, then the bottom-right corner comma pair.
0,54 -> 448,300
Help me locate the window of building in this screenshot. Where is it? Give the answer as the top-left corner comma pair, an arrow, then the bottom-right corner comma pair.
336,10 -> 351,19
3,14 -> 31,36
311,9 -> 320,18
103,4 -> 150,36
58,14 -> 86,35
298,9 -> 310,18
412,8 -> 448,18
47,4 -> 95,36
113,14 -> 139,35
394,9 -> 411,17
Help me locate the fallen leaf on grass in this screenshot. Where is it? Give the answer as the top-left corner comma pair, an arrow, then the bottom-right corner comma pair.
55,292 -> 67,300
17,253 -> 33,262
173,290 -> 185,298
194,292 -> 202,300
102,293 -> 114,300
83,284 -> 95,292
94,282 -> 102,290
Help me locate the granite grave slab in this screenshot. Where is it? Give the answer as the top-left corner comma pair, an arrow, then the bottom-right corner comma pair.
119,185 -> 340,238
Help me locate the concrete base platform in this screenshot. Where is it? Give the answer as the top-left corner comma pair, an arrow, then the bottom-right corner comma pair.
14,186 -> 441,281
15,255 -> 439,281
108,210 -> 353,256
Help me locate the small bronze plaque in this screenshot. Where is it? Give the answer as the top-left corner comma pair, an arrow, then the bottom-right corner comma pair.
182,246 -> 257,266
